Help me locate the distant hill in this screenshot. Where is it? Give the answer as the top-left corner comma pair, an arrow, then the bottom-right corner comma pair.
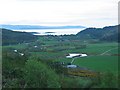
76,25 -> 119,42
2,25 -> 119,46
2,28 -> 38,45
0,25 -> 85,30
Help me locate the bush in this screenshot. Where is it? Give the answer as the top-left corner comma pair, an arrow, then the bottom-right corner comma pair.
60,76 -> 93,88
23,59 -> 60,88
92,72 -> 118,88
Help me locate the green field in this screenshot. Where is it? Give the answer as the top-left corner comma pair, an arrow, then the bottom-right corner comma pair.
57,43 -> 118,73
4,37 -> 118,74
2,36 -> 119,88
73,56 -> 118,73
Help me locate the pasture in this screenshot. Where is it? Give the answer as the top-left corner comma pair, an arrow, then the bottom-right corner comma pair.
2,35 -> 119,88
57,42 -> 118,73
3,36 -> 119,74
31,39 -> 118,74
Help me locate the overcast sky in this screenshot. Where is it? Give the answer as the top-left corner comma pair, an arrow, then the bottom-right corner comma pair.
0,0 -> 119,27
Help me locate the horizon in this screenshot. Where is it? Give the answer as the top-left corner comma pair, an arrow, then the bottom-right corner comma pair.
0,24 -> 118,29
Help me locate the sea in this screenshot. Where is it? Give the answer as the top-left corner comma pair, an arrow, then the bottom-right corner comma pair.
13,28 -> 85,35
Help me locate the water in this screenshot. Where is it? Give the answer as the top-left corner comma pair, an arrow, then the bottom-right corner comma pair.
13,28 -> 85,35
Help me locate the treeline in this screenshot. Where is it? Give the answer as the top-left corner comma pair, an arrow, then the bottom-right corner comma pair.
76,25 -> 119,42
2,28 -> 38,45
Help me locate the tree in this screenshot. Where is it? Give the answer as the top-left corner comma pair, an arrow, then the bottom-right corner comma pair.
23,59 -> 60,88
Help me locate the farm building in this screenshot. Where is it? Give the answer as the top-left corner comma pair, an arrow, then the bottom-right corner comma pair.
66,53 -> 87,58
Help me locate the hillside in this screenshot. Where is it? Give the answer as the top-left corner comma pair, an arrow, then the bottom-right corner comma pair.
2,25 -> 119,46
76,25 -> 119,42
2,28 -> 38,45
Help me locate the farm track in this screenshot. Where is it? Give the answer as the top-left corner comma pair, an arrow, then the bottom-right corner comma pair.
71,58 -> 75,64
100,47 -> 118,55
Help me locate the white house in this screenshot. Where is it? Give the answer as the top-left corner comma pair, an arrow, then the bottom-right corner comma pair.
66,53 -> 87,58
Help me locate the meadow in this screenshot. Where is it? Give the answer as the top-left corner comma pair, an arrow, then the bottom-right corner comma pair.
3,36 -> 118,73
2,35 -> 119,88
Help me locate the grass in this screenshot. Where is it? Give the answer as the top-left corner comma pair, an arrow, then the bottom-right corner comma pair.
3,43 -> 28,49
2,35 -> 119,88
30,41 -> 118,74
2,36 -> 119,74
62,42 -> 118,55
53,42 -> 118,73
31,51 -> 65,60
73,56 -> 118,73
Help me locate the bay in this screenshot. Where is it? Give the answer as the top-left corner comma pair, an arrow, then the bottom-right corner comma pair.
13,28 -> 85,35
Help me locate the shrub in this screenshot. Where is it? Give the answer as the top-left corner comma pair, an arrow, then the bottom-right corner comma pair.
23,59 -> 60,88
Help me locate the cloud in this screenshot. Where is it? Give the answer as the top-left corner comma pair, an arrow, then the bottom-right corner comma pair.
0,0 -> 119,27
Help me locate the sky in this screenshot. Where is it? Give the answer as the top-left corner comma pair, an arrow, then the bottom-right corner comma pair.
0,0 -> 119,28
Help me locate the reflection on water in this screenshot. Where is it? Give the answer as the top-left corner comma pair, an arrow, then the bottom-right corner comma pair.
13,28 -> 85,35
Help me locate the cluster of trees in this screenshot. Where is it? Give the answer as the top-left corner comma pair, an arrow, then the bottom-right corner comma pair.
76,25 -> 119,42
2,28 -> 38,45
2,48 -> 60,88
